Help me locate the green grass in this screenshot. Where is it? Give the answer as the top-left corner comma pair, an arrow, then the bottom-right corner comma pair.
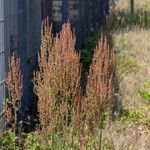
139,81 -> 150,104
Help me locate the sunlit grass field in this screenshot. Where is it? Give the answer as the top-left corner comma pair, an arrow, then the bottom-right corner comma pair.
114,0 -> 150,11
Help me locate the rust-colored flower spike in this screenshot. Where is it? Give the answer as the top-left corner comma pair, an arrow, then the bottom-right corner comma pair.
39,17 -> 53,70
53,22 -> 82,114
54,22 -> 82,132
6,53 -> 22,124
85,34 -> 115,131
6,53 -> 22,107
34,18 -> 55,134
34,20 -> 82,135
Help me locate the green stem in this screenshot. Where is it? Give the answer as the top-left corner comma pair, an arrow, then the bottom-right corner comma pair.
99,107 -> 104,150
14,107 -> 17,150
99,128 -> 103,150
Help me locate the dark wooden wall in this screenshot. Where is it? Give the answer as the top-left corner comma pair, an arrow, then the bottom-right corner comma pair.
52,0 -> 109,47
41,0 -> 53,20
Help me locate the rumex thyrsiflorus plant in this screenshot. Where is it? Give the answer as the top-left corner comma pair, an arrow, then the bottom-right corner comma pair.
33,19 -> 82,135
80,34 -> 115,149
6,53 -> 22,132
85,35 -> 115,131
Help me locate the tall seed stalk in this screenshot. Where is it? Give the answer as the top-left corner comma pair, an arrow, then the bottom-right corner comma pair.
6,53 -> 22,149
34,19 -> 116,149
85,34 -> 115,144
34,19 -> 82,136
6,53 -> 22,131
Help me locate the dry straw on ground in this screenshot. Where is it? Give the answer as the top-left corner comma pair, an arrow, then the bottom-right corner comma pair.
114,0 -> 150,12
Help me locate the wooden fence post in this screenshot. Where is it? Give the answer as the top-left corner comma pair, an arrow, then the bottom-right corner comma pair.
131,0 -> 134,15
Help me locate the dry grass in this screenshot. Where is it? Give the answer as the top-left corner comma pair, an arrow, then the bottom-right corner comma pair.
135,0 -> 150,11
113,0 -> 130,12
103,1 -> 150,149
113,28 -> 150,108
113,0 -> 150,12
102,28 -> 150,150
104,121 -> 150,150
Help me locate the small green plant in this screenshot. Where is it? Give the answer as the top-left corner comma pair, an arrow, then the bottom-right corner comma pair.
139,81 -> 150,103
121,106 -> 150,127
139,90 -> 150,103
102,138 -> 115,150
24,133 -> 41,150
0,130 -> 19,150
80,34 -> 99,70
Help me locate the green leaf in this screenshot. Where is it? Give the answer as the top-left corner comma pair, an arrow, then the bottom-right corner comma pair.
139,90 -> 150,103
